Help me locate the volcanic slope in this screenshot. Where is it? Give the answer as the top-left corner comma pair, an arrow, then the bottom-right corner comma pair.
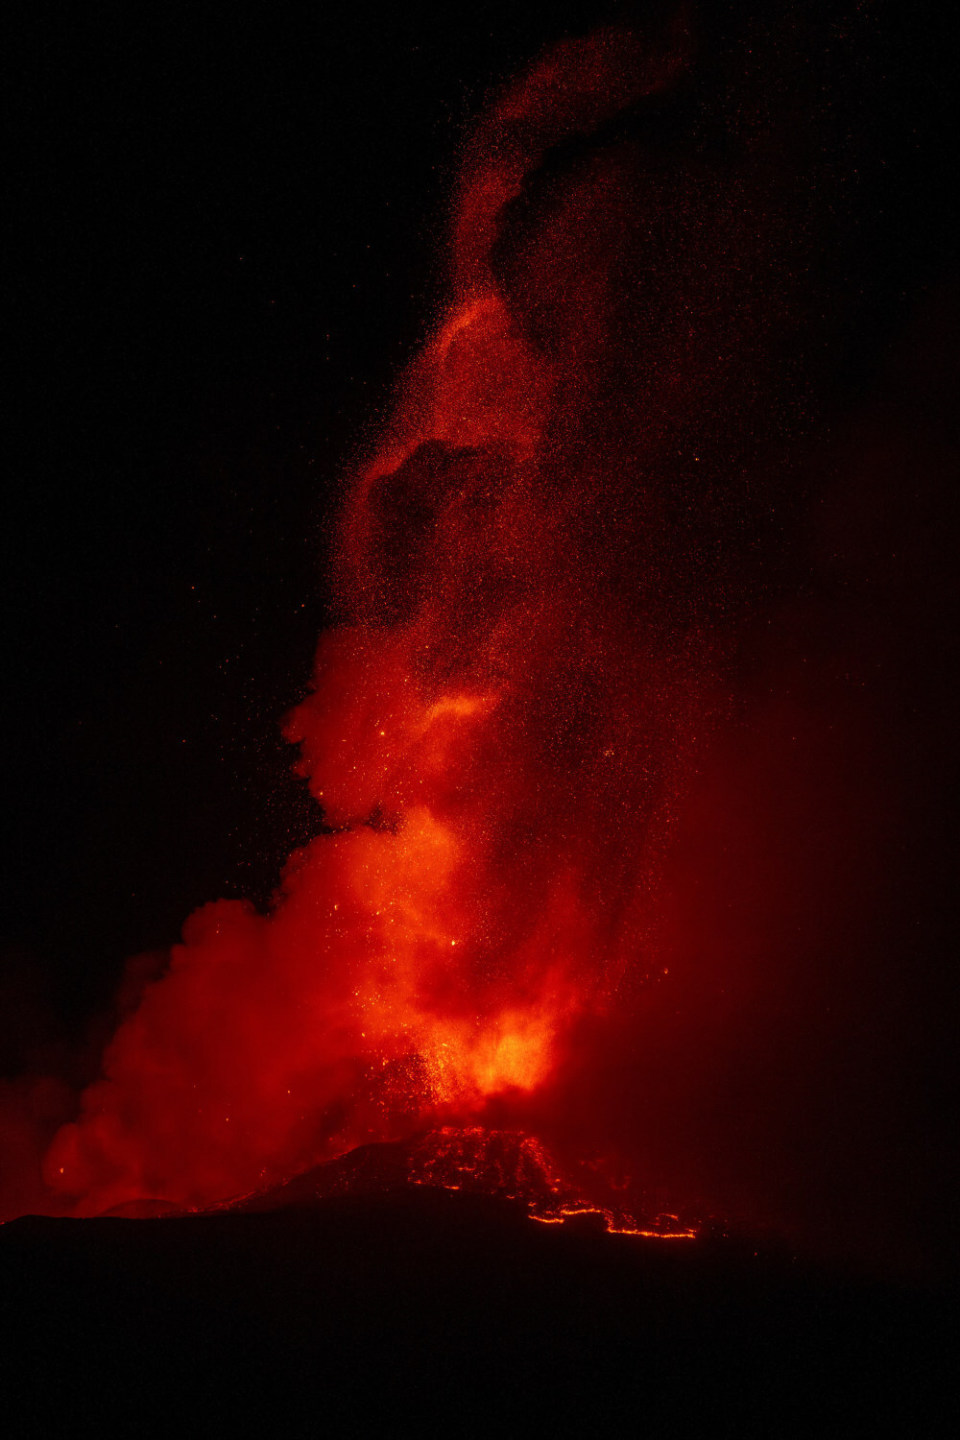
2,1133 -> 954,1434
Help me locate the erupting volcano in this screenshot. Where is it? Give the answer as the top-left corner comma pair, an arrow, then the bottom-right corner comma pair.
3,3 -> 956,1315
3,4 -> 956,1431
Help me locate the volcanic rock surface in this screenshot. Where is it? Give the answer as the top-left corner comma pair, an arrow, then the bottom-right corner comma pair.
197,1127 -> 697,1240
2,1131 -> 954,1433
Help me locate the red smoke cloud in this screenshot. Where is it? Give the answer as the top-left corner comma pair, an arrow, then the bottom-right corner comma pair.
9,13 -> 952,1279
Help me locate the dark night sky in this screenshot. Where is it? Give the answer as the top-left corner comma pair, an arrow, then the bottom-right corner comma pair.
2,0 -> 956,1180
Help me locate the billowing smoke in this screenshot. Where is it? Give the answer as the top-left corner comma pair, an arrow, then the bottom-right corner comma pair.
6,11 -> 954,1279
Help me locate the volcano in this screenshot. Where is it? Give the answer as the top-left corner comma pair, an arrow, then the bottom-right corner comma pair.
2,1133 -> 953,1433
3,1130 -> 954,1429
103,1125 -> 699,1239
